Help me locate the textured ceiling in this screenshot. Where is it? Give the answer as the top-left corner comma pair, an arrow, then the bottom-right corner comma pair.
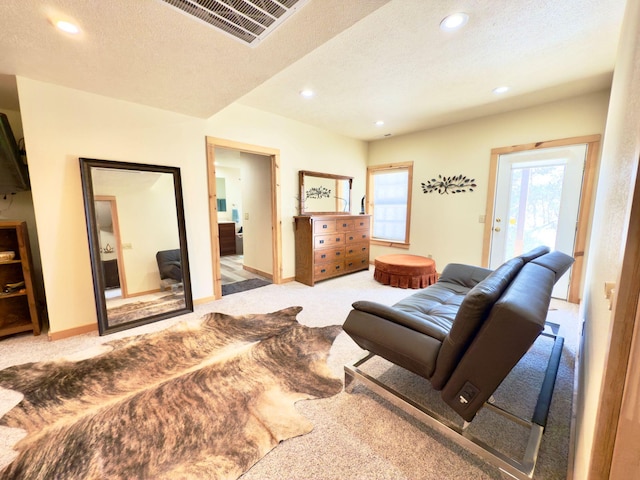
0,0 -> 627,141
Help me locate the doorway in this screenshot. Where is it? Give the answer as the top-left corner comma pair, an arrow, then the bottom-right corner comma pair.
489,144 -> 587,299
205,137 -> 282,300
94,196 -> 127,299
482,135 -> 600,303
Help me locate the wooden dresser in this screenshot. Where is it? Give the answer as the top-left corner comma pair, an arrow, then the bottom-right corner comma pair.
294,214 -> 371,286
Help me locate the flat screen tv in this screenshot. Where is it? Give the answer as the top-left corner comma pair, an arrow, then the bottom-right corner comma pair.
0,112 -> 30,194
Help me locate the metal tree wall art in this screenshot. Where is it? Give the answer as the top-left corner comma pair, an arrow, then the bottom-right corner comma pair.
421,174 -> 477,194
306,186 -> 332,199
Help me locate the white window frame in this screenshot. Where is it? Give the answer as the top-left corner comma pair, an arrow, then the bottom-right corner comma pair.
366,162 -> 413,248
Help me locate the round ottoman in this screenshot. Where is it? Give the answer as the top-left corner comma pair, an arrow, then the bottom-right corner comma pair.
374,254 -> 437,289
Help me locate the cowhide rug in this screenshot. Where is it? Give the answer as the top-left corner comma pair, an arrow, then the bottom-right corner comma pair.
0,307 -> 343,479
107,293 -> 186,326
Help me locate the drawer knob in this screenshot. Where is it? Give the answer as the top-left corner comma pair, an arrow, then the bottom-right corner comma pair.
336,252 -> 341,256
321,268 -> 326,273
323,225 -> 328,229
319,240 -> 324,244
335,265 -> 341,270
321,254 -> 326,259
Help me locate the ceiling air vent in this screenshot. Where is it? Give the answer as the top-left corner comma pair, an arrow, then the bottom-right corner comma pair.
159,0 -> 310,47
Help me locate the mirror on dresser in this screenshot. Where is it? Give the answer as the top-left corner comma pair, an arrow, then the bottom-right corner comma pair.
79,158 -> 193,335
299,170 -> 353,215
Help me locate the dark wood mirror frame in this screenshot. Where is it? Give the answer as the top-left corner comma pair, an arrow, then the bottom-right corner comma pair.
79,158 -> 193,335
299,170 -> 353,215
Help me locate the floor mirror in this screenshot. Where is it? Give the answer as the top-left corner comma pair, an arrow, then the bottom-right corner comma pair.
79,158 -> 193,335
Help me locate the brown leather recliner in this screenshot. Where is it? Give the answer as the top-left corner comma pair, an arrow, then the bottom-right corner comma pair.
343,247 -> 574,422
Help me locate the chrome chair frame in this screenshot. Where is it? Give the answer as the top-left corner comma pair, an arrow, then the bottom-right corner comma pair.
344,331 -> 564,480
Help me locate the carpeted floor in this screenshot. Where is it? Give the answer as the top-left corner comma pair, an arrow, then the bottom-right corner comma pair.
0,268 -> 580,479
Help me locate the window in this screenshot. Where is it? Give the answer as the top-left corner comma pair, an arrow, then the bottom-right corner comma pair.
367,162 -> 413,246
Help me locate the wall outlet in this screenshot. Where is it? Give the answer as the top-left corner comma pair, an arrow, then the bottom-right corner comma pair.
121,243 -> 132,249
244,212 -> 249,220
478,214 -> 486,223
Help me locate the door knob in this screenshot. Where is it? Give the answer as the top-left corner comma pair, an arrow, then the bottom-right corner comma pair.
494,227 -> 501,232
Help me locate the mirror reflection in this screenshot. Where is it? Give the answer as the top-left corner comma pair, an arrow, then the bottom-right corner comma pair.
299,170 -> 353,215
80,158 -> 193,335
216,177 -> 227,212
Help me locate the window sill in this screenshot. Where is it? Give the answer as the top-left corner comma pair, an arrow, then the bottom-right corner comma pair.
371,239 -> 410,249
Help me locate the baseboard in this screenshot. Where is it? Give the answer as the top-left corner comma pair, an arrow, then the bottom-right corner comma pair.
280,276 -> 296,283
48,323 -> 98,341
194,296 -> 216,305
243,265 -> 272,280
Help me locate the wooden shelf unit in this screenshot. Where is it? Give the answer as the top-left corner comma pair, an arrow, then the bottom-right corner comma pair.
0,221 -> 40,338
294,214 -> 371,286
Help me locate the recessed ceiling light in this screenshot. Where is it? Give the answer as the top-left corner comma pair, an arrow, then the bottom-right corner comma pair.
375,120 -> 385,126
55,20 -> 81,35
300,89 -> 314,98
440,12 -> 469,31
493,86 -> 510,94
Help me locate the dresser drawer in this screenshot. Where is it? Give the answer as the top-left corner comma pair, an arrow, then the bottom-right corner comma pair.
345,242 -> 369,258
314,233 -> 345,249
353,217 -> 370,231
314,261 -> 344,279
345,256 -> 369,272
346,231 -> 370,244
336,219 -> 355,231
313,220 -> 336,234
314,247 -> 344,264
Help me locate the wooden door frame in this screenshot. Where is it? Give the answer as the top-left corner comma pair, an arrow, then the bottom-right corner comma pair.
481,134 -> 601,303
205,137 -> 282,300
94,195 -> 128,298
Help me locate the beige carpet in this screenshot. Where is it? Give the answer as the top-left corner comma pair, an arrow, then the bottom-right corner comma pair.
0,268 -> 579,479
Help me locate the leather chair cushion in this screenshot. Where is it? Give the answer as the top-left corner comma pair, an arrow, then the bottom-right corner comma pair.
430,256 -> 525,389
518,245 -> 550,262
531,250 -> 575,282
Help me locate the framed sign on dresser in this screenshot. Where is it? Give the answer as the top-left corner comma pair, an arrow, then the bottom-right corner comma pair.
294,214 -> 371,286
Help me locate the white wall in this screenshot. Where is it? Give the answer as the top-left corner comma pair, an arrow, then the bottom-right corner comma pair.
368,91 -> 610,269
574,0 -> 640,476
206,103 -> 369,279
16,77 -> 210,335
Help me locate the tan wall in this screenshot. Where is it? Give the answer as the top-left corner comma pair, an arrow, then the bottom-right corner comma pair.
240,152 -> 273,275
0,108 -> 46,309
368,91 -> 610,269
575,0 -> 640,477
16,77 -> 210,335
205,103 -> 369,279
16,80 -> 368,335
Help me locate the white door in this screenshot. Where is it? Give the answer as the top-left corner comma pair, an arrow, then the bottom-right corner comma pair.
489,144 -> 587,299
